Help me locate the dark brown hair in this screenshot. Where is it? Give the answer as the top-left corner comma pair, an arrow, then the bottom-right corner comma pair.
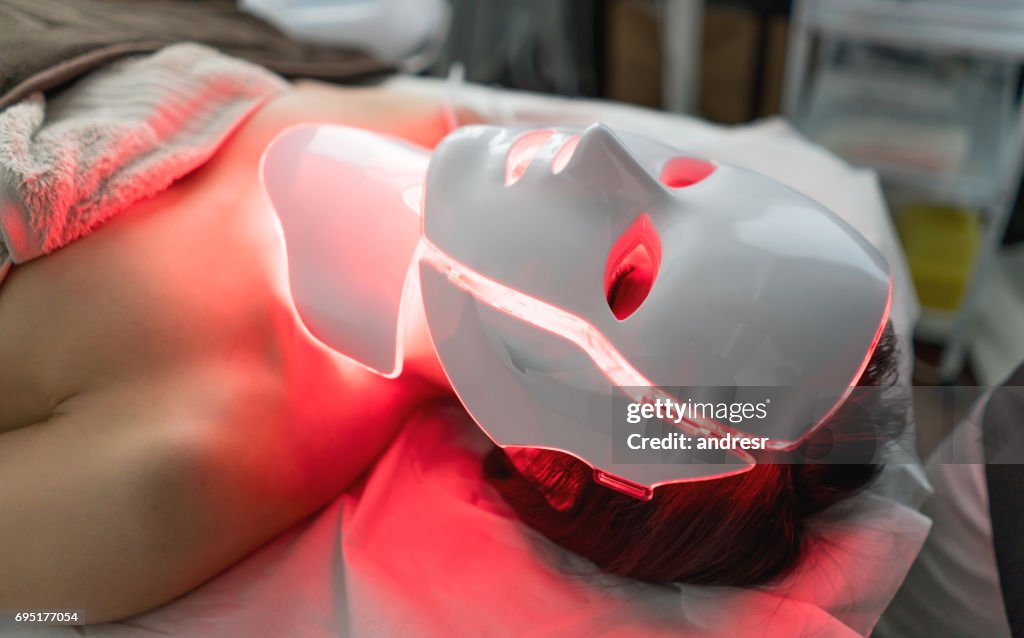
484,322 -> 906,586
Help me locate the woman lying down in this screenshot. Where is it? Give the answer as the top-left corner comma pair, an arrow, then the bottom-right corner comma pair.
0,44 -> 919,632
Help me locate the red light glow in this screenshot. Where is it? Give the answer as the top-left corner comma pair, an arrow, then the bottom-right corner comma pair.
660,157 -> 715,188
417,239 -> 753,453
604,213 -> 662,320
416,236 -> 892,459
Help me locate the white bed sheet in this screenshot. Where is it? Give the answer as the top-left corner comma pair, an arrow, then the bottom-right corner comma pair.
61,407 -> 928,638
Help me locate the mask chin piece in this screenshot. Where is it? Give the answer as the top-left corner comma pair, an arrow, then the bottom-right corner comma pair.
593,470 -> 654,501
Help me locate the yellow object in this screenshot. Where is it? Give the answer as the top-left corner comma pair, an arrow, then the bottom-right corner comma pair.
896,204 -> 980,311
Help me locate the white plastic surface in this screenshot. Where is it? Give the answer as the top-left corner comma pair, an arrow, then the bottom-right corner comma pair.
420,124 -> 891,487
261,124 -> 427,377
263,119 -> 893,489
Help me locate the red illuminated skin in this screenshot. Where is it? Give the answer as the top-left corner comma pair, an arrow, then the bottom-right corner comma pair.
0,81 -> 455,622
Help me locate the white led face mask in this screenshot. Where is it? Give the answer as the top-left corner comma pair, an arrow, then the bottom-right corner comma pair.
262,123 -> 892,499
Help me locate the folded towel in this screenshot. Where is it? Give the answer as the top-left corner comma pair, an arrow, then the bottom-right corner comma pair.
0,43 -> 288,282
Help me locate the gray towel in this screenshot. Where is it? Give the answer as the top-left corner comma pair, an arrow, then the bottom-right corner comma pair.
0,43 -> 288,282
0,0 -> 390,111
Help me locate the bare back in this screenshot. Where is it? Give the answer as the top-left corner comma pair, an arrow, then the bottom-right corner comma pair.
0,81 -> 453,622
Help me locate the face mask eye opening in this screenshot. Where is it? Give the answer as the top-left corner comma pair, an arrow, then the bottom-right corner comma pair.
660,156 -> 715,188
505,130 -> 555,186
550,135 -> 580,174
604,213 -> 662,320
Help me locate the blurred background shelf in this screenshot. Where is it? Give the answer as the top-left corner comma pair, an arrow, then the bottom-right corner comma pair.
807,0 -> 1024,58
803,62 -> 1015,210
784,0 -> 1024,382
